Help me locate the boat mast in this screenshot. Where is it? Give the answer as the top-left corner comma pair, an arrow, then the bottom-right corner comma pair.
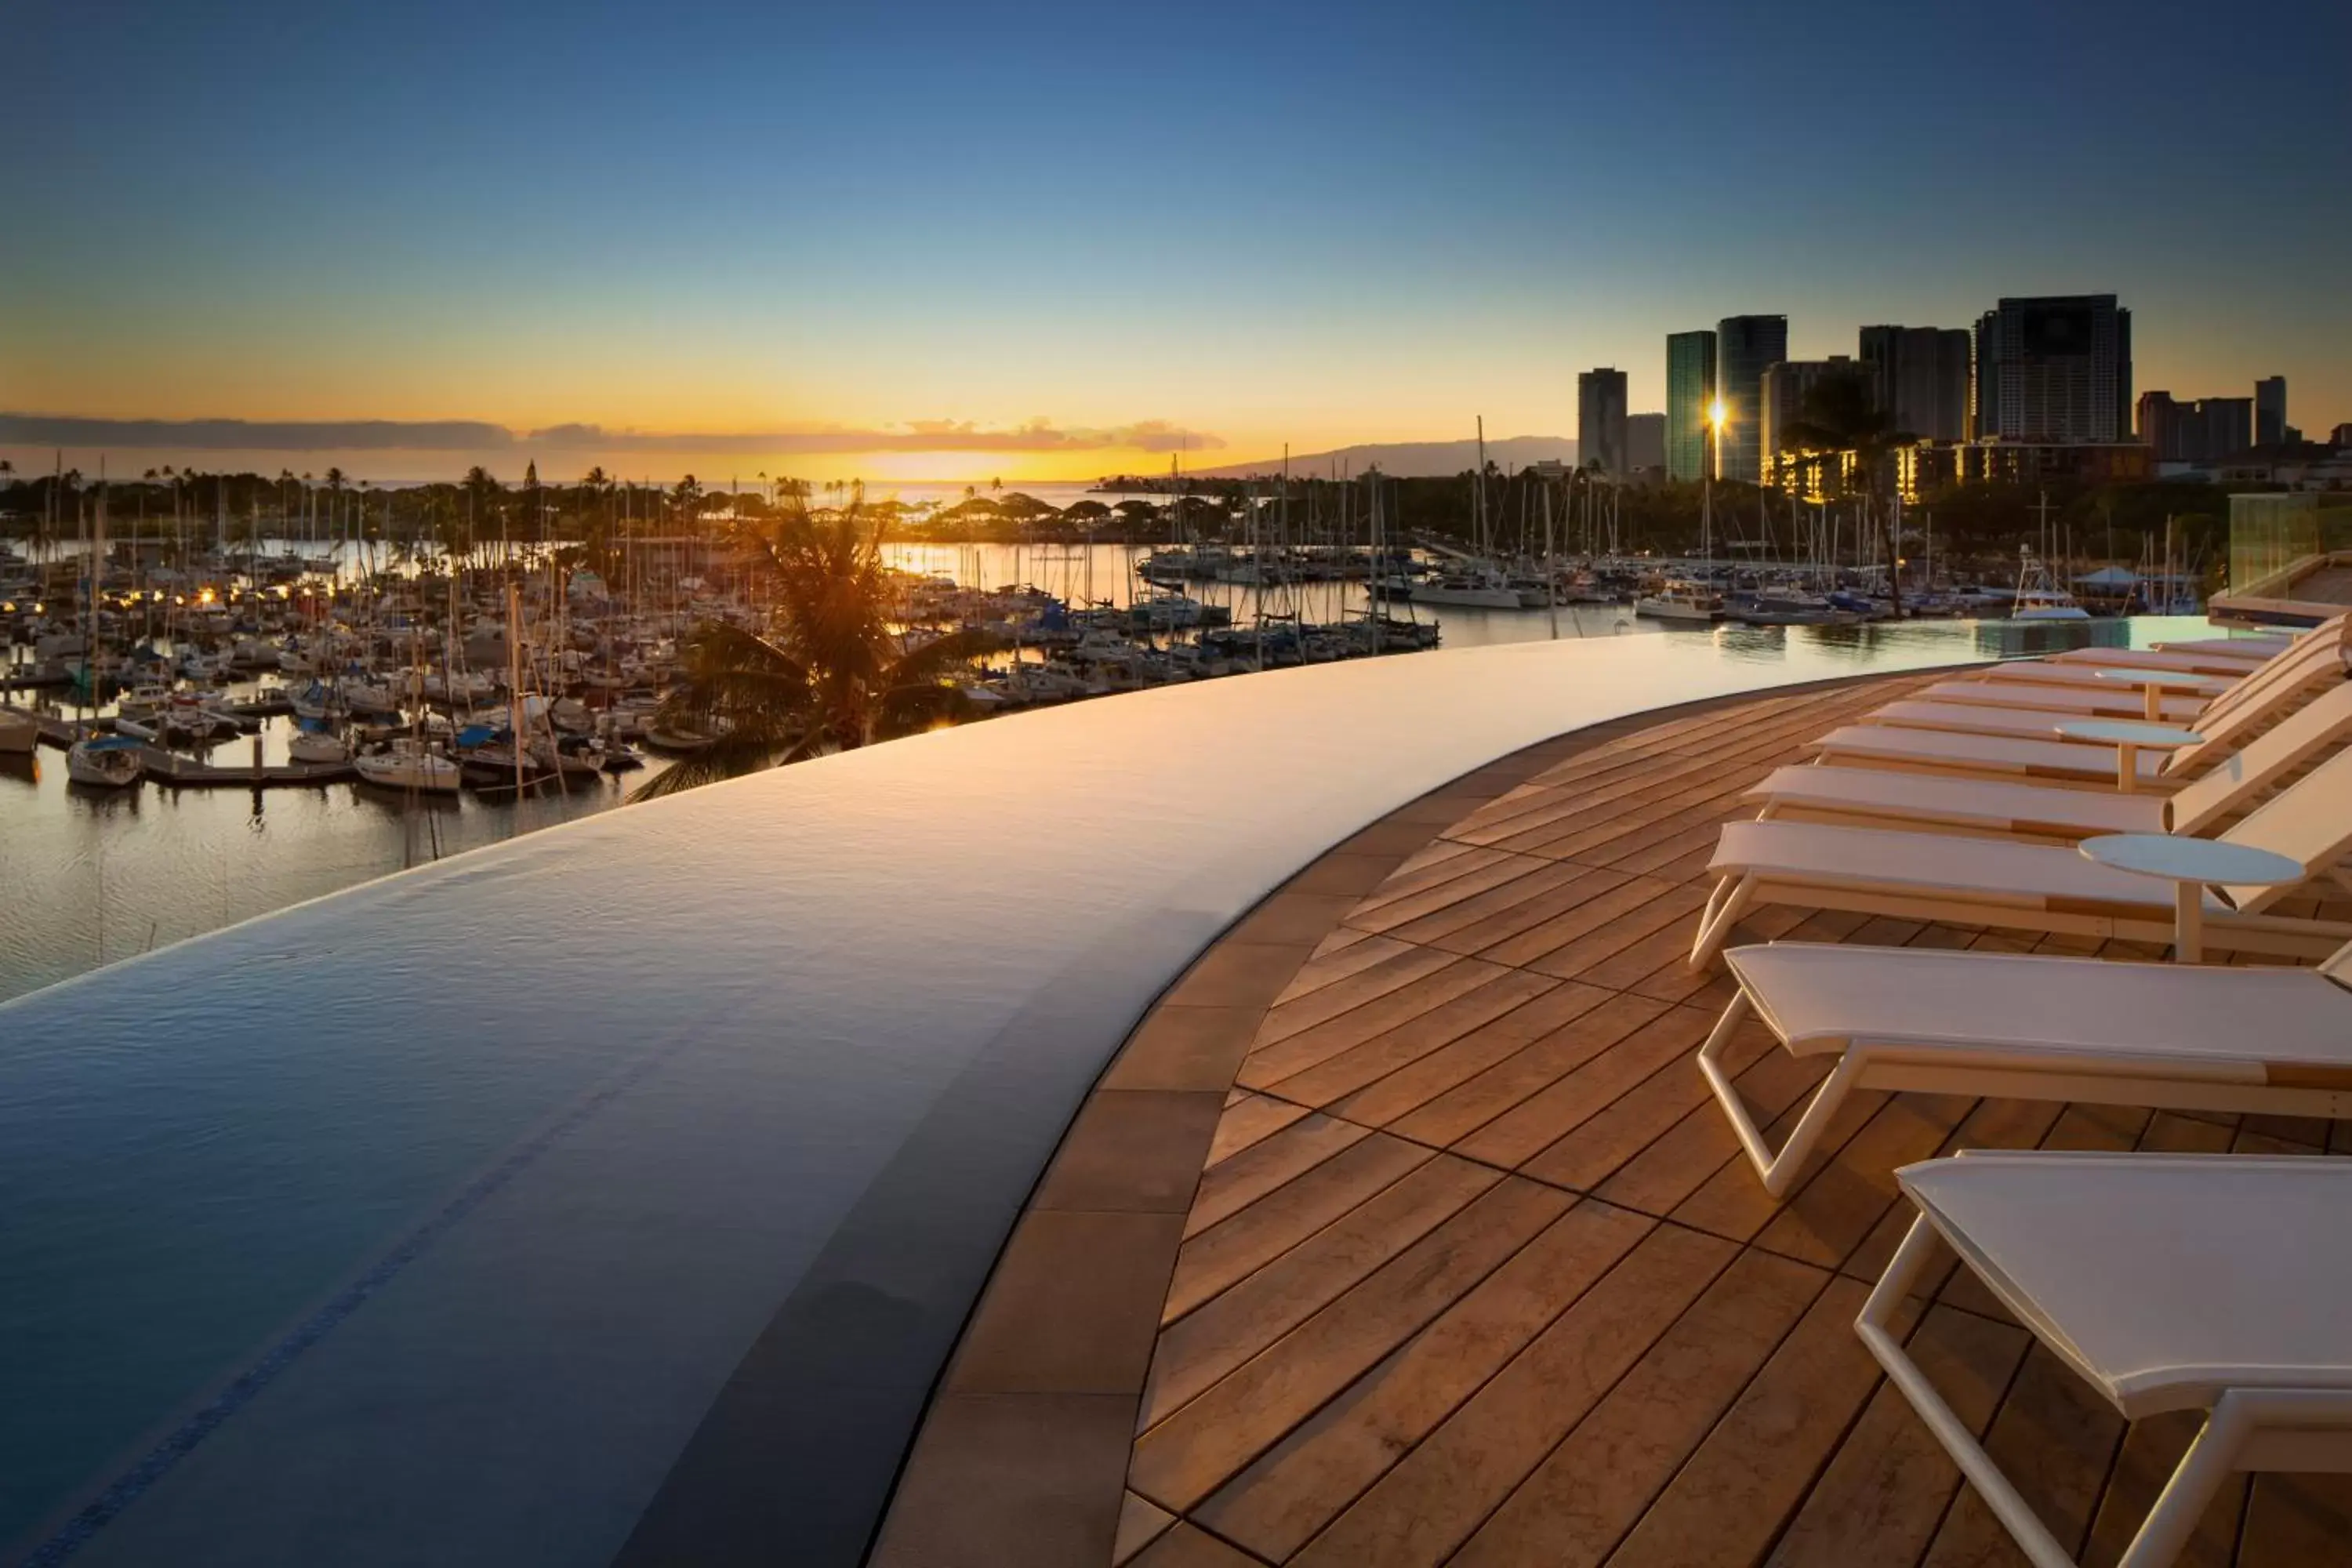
508,580 -> 525,796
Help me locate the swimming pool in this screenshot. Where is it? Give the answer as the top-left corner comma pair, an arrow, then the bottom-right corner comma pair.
0,619 -> 2209,1565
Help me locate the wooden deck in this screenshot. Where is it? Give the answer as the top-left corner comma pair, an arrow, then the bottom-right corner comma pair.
1109,677 -> 2352,1568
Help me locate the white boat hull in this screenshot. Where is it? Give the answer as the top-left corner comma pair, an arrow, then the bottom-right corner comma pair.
1634,599 -> 1721,623
354,753 -> 462,793
66,742 -> 143,789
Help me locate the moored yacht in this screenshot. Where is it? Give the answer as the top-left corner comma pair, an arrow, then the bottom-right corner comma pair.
354,736 -> 461,793
2010,551 -> 2090,620
1633,582 -> 1725,623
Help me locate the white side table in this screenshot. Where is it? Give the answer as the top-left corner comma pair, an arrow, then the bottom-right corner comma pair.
2054,719 -> 2205,793
2089,666 -> 2230,722
2078,833 -> 2303,962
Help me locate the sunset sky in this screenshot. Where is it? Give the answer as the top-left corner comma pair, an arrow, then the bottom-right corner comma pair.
5,0 -> 2347,484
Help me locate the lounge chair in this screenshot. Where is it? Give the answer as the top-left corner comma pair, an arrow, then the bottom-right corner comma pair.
1911,677 -> 2213,722
1809,641 -> 2347,788
1687,742 -> 2352,969
2045,644 -> 2290,676
1861,699 -> 2212,743
1698,938 -> 2352,1195
1748,682 -> 2352,844
1972,618 -> 2347,700
1804,724 -> 2180,787
2151,633 -> 2293,656
1860,1152 -> 2352,1568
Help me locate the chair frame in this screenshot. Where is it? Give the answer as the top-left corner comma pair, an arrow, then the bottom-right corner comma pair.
1857,1208 -> 2352,1568
1697,986 -> 2352,1198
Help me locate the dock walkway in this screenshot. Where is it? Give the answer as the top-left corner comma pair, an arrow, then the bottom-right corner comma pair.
2,704 -> 354,787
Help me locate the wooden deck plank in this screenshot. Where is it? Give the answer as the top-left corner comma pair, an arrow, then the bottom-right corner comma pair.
1204,1093 -> 1312,1168
1320,981 -> 1620,1130
1143,1156 -> 1503,1426
1381,993 -> 1674,1151
1272,933 -> 1416,1005
1190,1200 -> 1653,1563
1599,1276 -> 1912,1568
1130,1177 -> 1570,1512
1254,968 -> 1562,1108
1254,946 -> 1467,1046
1448,1004 -> 1721,1171
1165,1133 -> 1436,1323
1185,1114 -> 1374,1238
1417,866 -> 1638,957
1448,1246 -> 1828,1568
1238,960 -> 1517,1089
1289,1221 -> 1734,1568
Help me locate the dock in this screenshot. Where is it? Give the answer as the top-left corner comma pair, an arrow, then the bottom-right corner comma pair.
3,705 -> 355,788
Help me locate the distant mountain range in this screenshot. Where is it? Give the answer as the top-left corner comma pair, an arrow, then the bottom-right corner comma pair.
1184,436 -> 1577,481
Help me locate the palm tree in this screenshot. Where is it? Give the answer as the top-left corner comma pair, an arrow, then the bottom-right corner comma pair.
1777,372 -> 1915,618
636,487 -> 999,799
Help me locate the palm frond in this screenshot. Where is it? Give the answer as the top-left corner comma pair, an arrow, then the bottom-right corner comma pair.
887,626 -> 1003,684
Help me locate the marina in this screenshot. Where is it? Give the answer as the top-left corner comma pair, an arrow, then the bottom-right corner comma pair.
3,482 -> 2180,1010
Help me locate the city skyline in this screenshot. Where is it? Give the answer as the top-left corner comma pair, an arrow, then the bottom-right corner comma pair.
7,0 -> 2347,482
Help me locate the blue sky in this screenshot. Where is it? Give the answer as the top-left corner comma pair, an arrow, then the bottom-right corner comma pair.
5,0 -> 2347,478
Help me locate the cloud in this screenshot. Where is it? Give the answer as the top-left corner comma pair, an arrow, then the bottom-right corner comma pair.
526,419 -> 1226,455
0,415 -> 515,452
0,412 -> 1225,456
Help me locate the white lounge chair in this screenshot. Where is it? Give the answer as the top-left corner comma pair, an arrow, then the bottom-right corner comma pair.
1749,682 -> 2352,844
1805,724 -> 2178,787
1699,939 -> 2352,1196
1972,619 -> 2347,701
1811,644 -> 2346,789
1861,699 -> 2213,743
1914,616 -> 2343,726
1688,742 -> 2352,969
1912,677 -> 2213,723
2045,644 -> 2290,676
1860,1152 -> 2352,1568
2151,633 -> 2293,657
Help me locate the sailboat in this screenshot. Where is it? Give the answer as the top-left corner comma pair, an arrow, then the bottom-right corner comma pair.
354,735 -> 461,793
66,734 -> 143,788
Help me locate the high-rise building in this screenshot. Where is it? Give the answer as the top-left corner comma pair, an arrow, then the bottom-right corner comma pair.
1625,412 -> 1666,474
1714,315 -> 1788,483
2255,376 -> 2288,446
2137,390 -> 2183,459
2136,390 -> 2251,462
1972,295 -> 2132,443
1760,357 -> 1866,488
1577,368 -> 1630,474
1665,331 -> 1717,482
1857,325 -> 1972,443
2196,397 -> 2253,459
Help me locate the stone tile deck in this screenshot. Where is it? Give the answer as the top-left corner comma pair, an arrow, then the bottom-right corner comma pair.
880,673 -> 2352,1568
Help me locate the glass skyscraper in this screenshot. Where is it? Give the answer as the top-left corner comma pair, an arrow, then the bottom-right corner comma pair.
1665,331 -> 1717,482
1714,315 -> 1788,485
